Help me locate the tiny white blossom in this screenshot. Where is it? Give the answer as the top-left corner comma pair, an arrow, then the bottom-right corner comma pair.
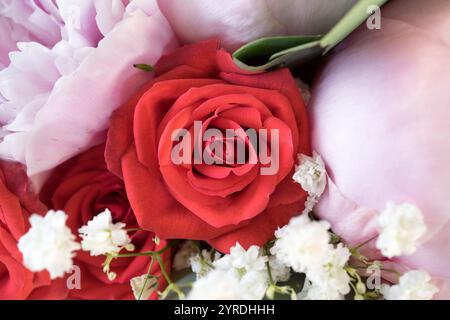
298,279 -> 344,300
316,244 -> 351,296
297,243 -> 351,298
18,210 -> 80,279
302,195 -> 318,215
376,202 -> 427,258
239,269 -> 271,300
272,215 -> 351,297
78,209 -> 131,256
213,243 -> 269,300
271,214 -> 331,274
130,274 -> 158,300
268,256 -> 291,283
190,249 -> 221,278
381,270 -> 438,300
293,152 -> 327,198
173,241 -> 198,271
214,243 -> 267,274
188,269 -> 242,300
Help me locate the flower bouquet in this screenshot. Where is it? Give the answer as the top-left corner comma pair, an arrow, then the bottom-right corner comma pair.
0,0 -> 448,301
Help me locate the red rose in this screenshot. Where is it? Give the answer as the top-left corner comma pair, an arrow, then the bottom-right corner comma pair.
40,145 -> 170,300
0,161 -> 67,299
106,40 -> 311,252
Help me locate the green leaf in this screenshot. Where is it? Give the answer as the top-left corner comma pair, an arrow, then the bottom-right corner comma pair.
233,35 -> 323,71
232,0 -> 389,72
321,0 -> 388,53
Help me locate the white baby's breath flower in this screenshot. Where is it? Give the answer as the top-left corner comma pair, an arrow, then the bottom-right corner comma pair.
239,269 -> 271,300
298,243 -> 351,298
190,249 -> 221,278
376,202 -> 427,258
302,195 -> 318,215
293,152 -> 327,198
130,274 -> 158,300
18,210 -> 80,279
214,243 -> 267,274
271,214 -> 331,274
316,244 -> 351,296
173,240 -> 198,271
268,256 -> 291,283
298,279 -> 344,300
212,243 -> 270,300
381,270 -> 438,300
271,214 -> 351,298
188,269 -> 242,300
78,209 -> 131,256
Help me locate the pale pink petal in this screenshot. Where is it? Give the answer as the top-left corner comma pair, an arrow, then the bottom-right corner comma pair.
0,42 -> 59,109
0,0 -> 63,47
56,0 -> 102,48
94,0 -> 126,35
0,16 -> 30,68
0,130 -> 28,163
5,94 -> 48,132
52,41 -> 94,76
158,0 -> 356,51
315,177 -> 379,251
265,0 -> 356,35
125,0 -> 158,16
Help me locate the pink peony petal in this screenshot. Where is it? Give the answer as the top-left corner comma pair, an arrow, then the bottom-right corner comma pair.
94,0 -> 126,35
310,0 -> 450,298
0,0 -> 63,48
0,16 -> 29,69
158,0 -> 356,51
56,0 -> 102,48
25,10 -> 177,176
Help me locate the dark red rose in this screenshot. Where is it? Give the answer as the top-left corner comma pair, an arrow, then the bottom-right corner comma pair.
106,40 -> 311,252
0,161 -> 67,299
40,145 -> 170,300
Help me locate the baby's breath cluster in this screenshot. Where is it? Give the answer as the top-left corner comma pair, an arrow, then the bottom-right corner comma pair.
179,151 -> 439,300
16,152 -> 439,300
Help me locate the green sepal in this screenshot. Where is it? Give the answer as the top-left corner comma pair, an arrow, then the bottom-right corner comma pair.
232,0 -> 389,72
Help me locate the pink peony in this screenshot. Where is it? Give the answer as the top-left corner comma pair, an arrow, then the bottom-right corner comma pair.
309,0 -> 450,299
158,0 -> 357,51
0,0 -> 63,68
0,0 -> 177,181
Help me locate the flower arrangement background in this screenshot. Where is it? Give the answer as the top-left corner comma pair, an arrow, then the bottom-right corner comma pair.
0,0 -> 449,300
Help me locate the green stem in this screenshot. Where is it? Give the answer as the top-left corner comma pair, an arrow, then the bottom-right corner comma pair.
116,251 -> 155,258
156,254 -> 172,285
351,234 -> 378,252
155,253 -> 185,299
353,265 -> 401,278
138,256 -> 155,300
116,239 -> 181,258
109,239 -> 184,299
349,280 -> 358,294
263,246 -> 275,285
